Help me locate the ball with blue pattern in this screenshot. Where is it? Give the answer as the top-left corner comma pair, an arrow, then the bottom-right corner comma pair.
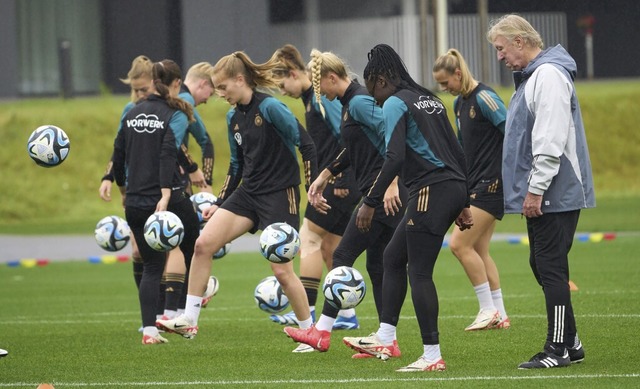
94,215 -> 130,252
323,266 -> 367,309
143,211 -> 184,251
259,222 -> 300,263
213,243 -> 231,259
254,276 -> 289,313
27,125 -> 70,167
189,192 -> 218,225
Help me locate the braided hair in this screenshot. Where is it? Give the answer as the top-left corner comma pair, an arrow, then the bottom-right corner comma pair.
364,44 -> 437,99
152,60 -> 194,123
309,49 -> 326,118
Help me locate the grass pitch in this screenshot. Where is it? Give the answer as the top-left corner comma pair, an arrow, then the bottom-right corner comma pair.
1,235 -> 639,388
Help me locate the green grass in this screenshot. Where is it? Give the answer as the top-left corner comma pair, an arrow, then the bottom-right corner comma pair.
1,236 -> 639,388
1,79 -> 640,233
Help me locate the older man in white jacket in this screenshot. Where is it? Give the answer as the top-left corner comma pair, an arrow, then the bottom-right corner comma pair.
488,14 -> 595,370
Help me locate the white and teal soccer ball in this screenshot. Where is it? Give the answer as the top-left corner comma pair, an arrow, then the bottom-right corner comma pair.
190,192 -> 217,225
27,125 -> 70,167
196,222 -> 230,260
254,276 -> 289,313
213,243 -> 231,260
94,215 -> 130,252
259,222 -> 300,263
143,211 -> 184,251
204,275 -> 219,298
323,266 -> 367,309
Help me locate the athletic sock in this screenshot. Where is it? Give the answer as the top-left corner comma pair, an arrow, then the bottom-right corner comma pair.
474,281 -> 494,311
163,309 -> 177,319
423,344 -> 442,361
338,308 -> 355,318
377,322 -> 396,345
298,317 -> 313,329
184,294 -> 203,324
300,276 -> 320,307
142,326 -> 159,337
164,273 -> 185,312
491,288 -> 508,318
315,314 -> 336,332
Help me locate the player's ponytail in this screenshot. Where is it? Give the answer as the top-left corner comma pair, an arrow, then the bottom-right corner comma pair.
309,49 -> 326,118
433,48 -> 477,97
213,52 -> 281,92
153,60 -> 194,123
121,55 -> 153,102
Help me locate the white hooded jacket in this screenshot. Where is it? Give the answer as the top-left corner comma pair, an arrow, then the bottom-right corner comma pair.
503,44 -> 596,214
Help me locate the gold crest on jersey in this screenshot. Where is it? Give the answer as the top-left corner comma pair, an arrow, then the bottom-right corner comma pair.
255,115 -> 263,127
469,106 -> 476,119
233,124 -> 239,131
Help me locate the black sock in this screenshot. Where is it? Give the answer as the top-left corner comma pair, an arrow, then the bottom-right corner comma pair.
300,276 -> 320,307
164,273 -> 185,312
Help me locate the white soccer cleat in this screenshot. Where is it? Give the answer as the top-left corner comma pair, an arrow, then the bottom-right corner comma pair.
396,356 -> 446,372
141,333 -> 169,345
465,308 -> 500,331
156,315 -> 198,339
342,333 -> 401,360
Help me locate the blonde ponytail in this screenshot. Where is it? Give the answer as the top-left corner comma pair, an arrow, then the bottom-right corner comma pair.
309,49 -> 326,118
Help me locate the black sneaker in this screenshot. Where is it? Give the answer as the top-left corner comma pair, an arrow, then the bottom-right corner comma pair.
518,342 -> 570,369
568,340 -> 585,363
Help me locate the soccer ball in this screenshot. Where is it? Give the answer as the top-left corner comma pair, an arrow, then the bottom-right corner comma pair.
323,266 -> 367,309
26,125 -> 70,167
202,275 -> 219,308
143,211 -> 184,251
94,215 -> 130,252
204,275 -> 220,298
259,222 -> 300,263
254,276 -> 289,313
190,192 -> 217,224
213,243 -> 231,260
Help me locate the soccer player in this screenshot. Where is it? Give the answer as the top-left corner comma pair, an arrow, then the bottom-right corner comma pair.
432,48 -> 510,331
98,57 -> 215,326
112,59 -> 200,345
157,51 -> 318,345
177,62 -> 216,195
269,44 -> 362,338
161,62 -> 217,319
99,55 -> 154,297
341,44 -> 472,372
487,14 -> 594,369
283,48 -> 408,356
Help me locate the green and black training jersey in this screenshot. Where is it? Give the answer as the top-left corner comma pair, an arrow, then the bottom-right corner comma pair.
216,92 -> 318,202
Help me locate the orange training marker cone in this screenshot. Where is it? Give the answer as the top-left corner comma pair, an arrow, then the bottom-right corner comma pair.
569,280 -> 579,291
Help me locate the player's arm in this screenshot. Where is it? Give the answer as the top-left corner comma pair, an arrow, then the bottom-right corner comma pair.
363,96 -> 406,209
215,111 -> 243,205
263,98 -> 319,189
188,108 -> 215,185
